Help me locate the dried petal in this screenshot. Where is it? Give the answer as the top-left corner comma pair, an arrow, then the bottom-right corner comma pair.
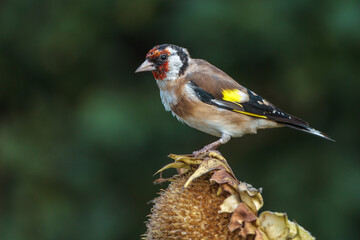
258,211 -> 314,240
254,229 -> 269,240
228,203 -> 257,233
184,158 -> 227,188
239,221 -> 257,239
208,151 -> 235,174
154,162 -> 190,176
210,169 -> 239,190
259,211 -> 289,240
219,194 -> 241,213
288,220 -> 315,240
238,182 -> 264,213
168,154 -> 204,165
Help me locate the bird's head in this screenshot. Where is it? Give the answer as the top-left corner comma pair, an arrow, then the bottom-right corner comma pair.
135,44 -> 189,81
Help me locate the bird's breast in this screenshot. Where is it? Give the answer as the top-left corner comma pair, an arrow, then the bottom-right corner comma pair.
156,80 -> 180,112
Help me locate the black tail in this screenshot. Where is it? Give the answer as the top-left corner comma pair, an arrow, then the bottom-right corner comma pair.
280,122 -> 335,142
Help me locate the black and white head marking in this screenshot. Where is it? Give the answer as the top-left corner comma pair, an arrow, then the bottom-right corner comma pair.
157,44 -> 190,80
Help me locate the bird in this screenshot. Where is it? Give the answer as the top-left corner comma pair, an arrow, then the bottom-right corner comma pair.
135,44 -> 334,155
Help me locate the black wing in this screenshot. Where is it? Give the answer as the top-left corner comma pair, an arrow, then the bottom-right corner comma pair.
188,80 -> 308,125
188,80 -> 334,141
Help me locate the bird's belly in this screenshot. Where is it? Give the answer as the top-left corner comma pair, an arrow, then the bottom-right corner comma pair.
173,102 -> 279,138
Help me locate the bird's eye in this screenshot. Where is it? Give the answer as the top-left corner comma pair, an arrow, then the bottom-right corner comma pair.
160,54 -> 167,60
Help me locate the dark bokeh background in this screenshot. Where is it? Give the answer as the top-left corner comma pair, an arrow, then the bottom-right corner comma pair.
1,0 -> 359,239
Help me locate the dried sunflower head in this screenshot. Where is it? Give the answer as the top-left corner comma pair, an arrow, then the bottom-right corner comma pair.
144,151 -> 315,240
144,172 -> 240,240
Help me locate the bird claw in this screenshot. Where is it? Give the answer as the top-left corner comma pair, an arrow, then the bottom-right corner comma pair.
192,139 -> 223,157
192,147 -> 213,157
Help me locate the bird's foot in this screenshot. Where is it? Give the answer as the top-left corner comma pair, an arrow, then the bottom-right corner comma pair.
192,146 -> 218,157
192,137 -> 225,157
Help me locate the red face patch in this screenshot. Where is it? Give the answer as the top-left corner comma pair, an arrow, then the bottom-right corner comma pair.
146,47 -> 170,80
152,62 -> 169,80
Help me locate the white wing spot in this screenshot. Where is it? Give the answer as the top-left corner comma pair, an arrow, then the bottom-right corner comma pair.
263,100 -> 270,106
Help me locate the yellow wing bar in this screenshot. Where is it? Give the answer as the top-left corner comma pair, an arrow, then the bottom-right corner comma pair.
233,110 -> 268,119
222,89 -> 268,119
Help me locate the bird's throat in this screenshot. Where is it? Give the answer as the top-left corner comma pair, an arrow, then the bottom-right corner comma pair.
152,62 -> 169,80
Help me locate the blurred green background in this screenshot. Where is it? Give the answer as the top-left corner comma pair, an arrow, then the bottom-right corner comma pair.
0,0 -> 359,239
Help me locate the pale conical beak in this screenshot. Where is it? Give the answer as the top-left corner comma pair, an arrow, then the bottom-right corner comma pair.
135,59 -> 156,73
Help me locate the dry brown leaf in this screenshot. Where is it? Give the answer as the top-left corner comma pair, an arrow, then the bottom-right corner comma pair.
184,158 -> 228,188
210,169 -> 239,190
222,183 -> 238,195
239,221 -> 257,239
228,203 -> 257,233
208,151 -> 235,174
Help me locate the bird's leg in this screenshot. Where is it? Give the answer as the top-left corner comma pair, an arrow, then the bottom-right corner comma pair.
192,133 -> 231,156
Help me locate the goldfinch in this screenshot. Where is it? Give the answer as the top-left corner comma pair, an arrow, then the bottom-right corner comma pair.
135,44 -> 334,154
